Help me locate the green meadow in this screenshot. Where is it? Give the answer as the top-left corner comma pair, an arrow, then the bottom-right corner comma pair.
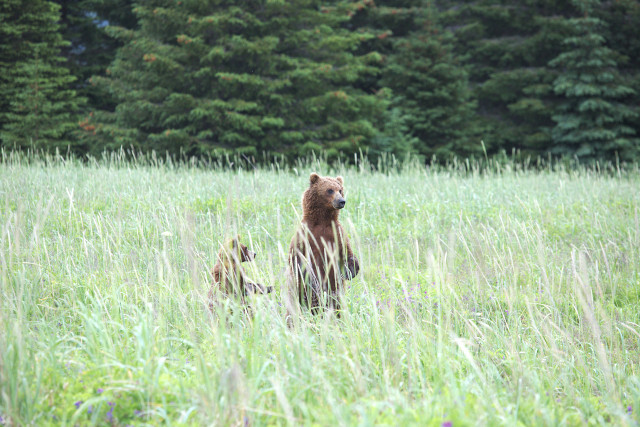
1,152 -> 639,426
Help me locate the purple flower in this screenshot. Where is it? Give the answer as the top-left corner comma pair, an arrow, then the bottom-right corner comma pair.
106,402 -> 115,422
628,405 -> 633,414
134,409 -> 143,417
442,422 -> 452,427
96,388 -> 104,394
87,405 -> 93,414
74,400 -> 83,409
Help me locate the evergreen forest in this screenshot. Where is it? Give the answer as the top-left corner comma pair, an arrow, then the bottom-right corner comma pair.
2,0 -> 639,162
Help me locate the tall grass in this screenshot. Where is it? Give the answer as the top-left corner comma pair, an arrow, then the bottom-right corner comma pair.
1,151 -> 639,426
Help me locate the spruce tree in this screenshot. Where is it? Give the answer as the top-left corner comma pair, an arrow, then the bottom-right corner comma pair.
549,4 -> 638,161
0,0 -> 83,151
93,0 -> 385,160
436,0 -> 577,157
55,0 -> 137,112
349,0 -> 434,159
381,10 -> 479,159
593,0 -> 640,161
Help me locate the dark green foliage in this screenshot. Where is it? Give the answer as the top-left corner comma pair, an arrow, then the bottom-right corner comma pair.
56,0 -> 137,112
549,9 -> 638,161
437,0 -> 577,156
352,1 -> 480,159
2,0 -> 640,162
382,12 -> 480,159
348,0 -> 423,94
369,107 -> 419,159
91,0 -> 386,159
593,0 -> 640,160
0,0 -> 83,150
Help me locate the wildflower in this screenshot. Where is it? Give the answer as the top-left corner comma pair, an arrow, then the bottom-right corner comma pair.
628,405 -> 633,414
97,388 -> 104,394
442,422 -> 452,427
74,400 -> 83,409
88,405 -> 93,414
134,409 -> 143,417
106,402 -> 115,422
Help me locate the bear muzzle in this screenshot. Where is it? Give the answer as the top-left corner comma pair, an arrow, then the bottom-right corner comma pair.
244,250 -> 256,261
333,197 -> 346,209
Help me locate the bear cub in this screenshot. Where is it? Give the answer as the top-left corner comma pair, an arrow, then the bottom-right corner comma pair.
208,237 -> 272,313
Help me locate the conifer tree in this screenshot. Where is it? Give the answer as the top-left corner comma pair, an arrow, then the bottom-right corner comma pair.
93,0 -> 386,159
382,10 -> 479,159
436,0 -> 576,157
56,0 -> 137,112
349,0 -> 430,158
597,0 -> 640,144
549,3 -> 638,161
0,0 -> 83,150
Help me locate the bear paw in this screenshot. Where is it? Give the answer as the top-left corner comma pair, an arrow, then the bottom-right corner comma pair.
344,256 -> 360,280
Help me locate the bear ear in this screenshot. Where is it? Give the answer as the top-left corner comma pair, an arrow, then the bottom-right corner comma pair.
228,237 -> 238,249
309,172 -> 320,185
336,176 -> 343,185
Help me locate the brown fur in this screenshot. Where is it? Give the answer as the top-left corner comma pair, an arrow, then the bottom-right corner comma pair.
208,237 -> 272,313
286,173 -> 359,317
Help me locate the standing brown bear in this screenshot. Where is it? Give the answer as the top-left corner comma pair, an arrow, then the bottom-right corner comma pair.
285,173 -> 359,317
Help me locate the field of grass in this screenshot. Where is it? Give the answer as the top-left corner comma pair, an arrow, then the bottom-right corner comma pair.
1,152 -> 639,426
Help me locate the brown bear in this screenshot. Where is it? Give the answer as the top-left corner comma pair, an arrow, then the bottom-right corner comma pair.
285,173 -> 359,317
208,237 -> 272,314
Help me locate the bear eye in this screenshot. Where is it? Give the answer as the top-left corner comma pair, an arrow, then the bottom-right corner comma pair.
327,189 -> 334,195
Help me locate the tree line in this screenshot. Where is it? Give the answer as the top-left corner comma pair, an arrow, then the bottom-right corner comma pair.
1,0 -> 639,162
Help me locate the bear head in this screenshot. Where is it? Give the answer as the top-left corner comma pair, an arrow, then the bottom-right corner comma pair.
302,173 -> 346,218
220,236 -> 256,263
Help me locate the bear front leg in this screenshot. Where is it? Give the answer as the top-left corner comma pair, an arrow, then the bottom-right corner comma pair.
345,255 -> 359,280
342,236 -> 359,280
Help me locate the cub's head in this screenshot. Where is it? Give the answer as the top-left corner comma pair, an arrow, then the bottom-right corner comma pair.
219,237 -> 256,263
307,172 -> 346,211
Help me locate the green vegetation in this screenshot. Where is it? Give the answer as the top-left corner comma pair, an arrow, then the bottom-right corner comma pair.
1,153 -> 639,425
2,0 -> 639,161
99,0 -> 384,159
0,0 -> 84,151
